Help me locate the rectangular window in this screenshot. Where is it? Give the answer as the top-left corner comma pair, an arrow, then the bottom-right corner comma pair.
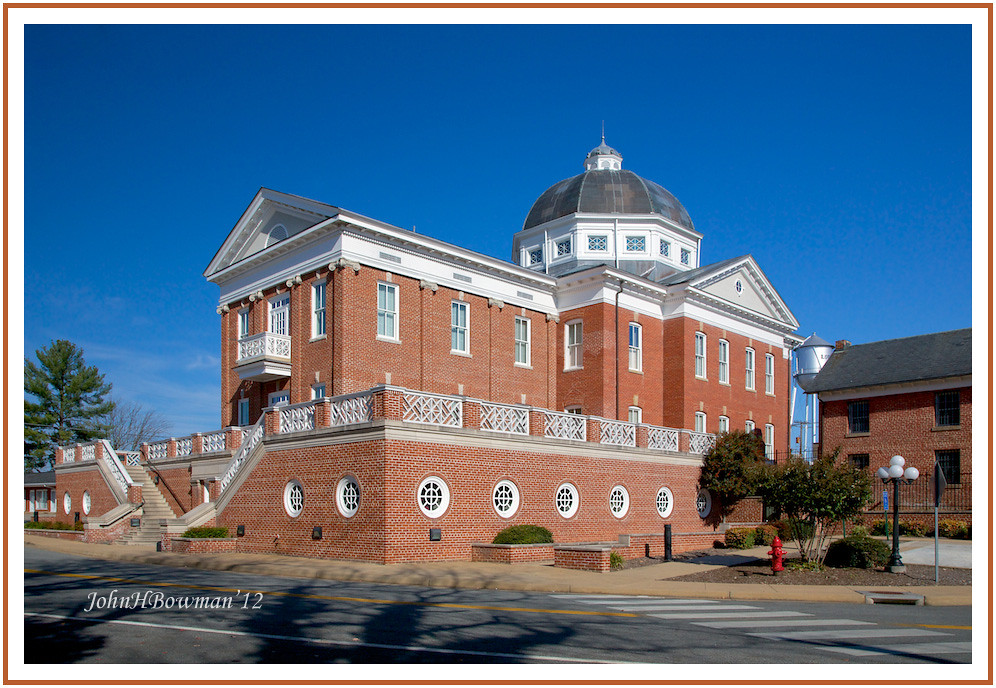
312,383 -> 326,400
745,348 -> 755,390
660,240 -> 670,257
935,391 -> 960,426
694,412 -> 706,433
528,248 -> 543,265
34,489 -> 48,512
680,248 -> 691,265
718,339 -> 729,384
765,353 -> 775,395
312,282 -> 326,338
269,295 -> 289,335
745,419 -> 755,434
565,405 -> 582,414
238,309 -> 250,339
694,332 -> 706,379
847,400 -> 869,434
451,301 -> 469,353
566,321 -> 583,369
628,406 -> 642,423
849,453 -> 870,470
556,238 -> 571,256
718,416 -> 729,433
628,323 -> 642,372
764,424 -> 774,459
377,282 -> 398,340
588,235 -> 608,252
268,391 -> 290,408
936,450 -> 961,484
514,316 -> 531,366
237,399 -> 250,426
625,236 -> 646,252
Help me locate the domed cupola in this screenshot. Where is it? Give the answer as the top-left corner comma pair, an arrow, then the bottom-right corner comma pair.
513,140 -> 702,280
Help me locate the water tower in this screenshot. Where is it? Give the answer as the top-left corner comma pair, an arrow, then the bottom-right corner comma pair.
791,334 -> 835,460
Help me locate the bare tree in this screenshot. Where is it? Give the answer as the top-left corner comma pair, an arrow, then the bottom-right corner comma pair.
101,398 -> 171,451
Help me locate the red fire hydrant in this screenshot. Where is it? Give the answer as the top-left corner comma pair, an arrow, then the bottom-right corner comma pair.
769,535 -> 786,575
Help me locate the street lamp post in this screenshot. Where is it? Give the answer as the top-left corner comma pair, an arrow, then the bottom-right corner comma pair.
876,455 -> 919,573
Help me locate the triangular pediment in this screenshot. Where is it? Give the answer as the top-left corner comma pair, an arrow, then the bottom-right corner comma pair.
204,189 -> 338,277
675,256 -> 798,330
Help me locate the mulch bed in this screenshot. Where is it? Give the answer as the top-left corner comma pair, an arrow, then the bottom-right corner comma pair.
621,548 -> 971,586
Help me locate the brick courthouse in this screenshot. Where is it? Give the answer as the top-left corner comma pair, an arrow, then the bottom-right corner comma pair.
52,141 -> 802,564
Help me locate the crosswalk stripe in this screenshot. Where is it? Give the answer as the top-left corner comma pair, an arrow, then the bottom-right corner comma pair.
820,641 -> 972,657
750,628 -> 952,641
695,618 -> 874,629
549,595 -> 646,600
613,604 -> 757,612
653,610 -> 809,620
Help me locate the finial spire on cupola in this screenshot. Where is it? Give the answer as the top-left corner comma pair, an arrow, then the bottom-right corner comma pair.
585,127 -> 623,171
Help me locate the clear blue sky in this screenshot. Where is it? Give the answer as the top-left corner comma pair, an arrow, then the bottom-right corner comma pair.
21,22 -> 975,440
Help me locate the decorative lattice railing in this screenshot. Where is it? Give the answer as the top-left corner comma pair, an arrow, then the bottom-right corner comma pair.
647,426 -> 680,452
280,402 -> 315,434
147,441 -> 169,461
480,402 -> 529,435
202,431 -> 227,453
329,393 -> 373,427
62,446 -> 76,463
80,444 -> 96,462
220,414 -> 266,494
237,332 -> 291,361
543,411 -> 586,442
402,391 -> 462,427
175,437 -> 193,457
685,431 -> 716,455
600,419 -> 636,447
125,451 -> 141,466
100,440 -> 134,499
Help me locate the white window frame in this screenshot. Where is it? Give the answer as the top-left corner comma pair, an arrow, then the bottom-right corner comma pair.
765,353 -> 775,395
588,235 -> 608,252
377,282 -> 399,341
283,479 -> 304,518
555,237 -> 572,257
628,322 -> 642,372
555,482 -> 580,519
625,235 -> 646,252
451,301 -> 469,355
745,419 -> 755,434
269,294 -> 289,336
609,485 -> 630,518
694,332 -> 706,379
680,248 -> 691,265
694,412 -> 706,433
311,281 -> 326,339
660,240 -> 671,258
718,339 -> 729,384
268,391 -> 290,408
528,247 -> 543,265
745,347 -> 756,391
34,489 -> 49,512
628,406 -> 642,423
417,476 -> 451,518
266,223 -> 288,247
82,490 -> 91,515
695,488 -> 712,518
718,415 -> 729,434
656,486 -> 674,518
565,320 -> 583,370
238,308 -> 250,339
63,492 -> 72,515
565,405 -> 582,414
335,476 -> 361,518
514,316 -> 531,367
765,424 -> 775,460
492,479 -> 521,519
312,383 -> 326,400
238,398 -> 250,426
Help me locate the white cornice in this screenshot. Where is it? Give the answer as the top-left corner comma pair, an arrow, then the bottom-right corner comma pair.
817,375 -> 972,402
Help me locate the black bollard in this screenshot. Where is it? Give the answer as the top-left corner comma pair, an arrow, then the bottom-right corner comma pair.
664,524 -> 673,561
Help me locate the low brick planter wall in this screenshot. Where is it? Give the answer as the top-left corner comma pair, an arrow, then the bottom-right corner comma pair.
24,529 -> 86,542
554,546 -> 611,572
170,537 -> 242,554
471,543 -> 555,564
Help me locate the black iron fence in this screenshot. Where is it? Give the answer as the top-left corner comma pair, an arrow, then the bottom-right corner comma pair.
868,476 -> 972,515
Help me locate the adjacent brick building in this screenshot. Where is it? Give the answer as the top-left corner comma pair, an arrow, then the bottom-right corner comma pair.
810,328 -> 972,519
54,140 -> 802,562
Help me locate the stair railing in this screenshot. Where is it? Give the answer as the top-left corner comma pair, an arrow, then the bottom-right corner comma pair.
141,460 -> 186,516
219,413 -> 266,495
99,440 -> 135,503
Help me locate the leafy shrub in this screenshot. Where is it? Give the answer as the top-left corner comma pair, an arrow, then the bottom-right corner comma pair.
848,524 -> 869,538
492,524 -> 553,545
824,536 -> 891,569
724,527 -> 755,549
938,520 -> 972,539
771,518 -> 814,542
754,524 -> 778,546
24,520 -> 83,531
181,526 -> 229,538
609,552 -> 625,570
899,521 -> 926,537
870,520 -> 889,536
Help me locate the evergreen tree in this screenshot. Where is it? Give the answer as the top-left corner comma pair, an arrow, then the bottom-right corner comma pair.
24,340 -> 114,471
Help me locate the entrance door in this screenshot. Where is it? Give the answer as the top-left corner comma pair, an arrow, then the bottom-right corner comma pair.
269,295 -> 290,335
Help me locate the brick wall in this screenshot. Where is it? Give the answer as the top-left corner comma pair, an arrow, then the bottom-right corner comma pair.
471,543 -> 556,563
55,466 -> 118,523
170,538 -> 244,554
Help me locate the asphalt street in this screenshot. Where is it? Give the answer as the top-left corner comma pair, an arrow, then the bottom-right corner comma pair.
24,547 -> 971,666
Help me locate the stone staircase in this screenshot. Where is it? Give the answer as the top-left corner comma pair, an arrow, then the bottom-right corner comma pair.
116,464 -> 179,546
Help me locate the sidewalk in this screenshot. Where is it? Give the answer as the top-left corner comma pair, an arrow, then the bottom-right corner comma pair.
23,534 -> 971,606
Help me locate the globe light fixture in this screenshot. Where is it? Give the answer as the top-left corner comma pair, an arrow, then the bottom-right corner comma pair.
878,454 -> 919,573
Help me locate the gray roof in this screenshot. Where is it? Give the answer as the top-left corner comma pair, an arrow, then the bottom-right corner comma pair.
523,169 -> 694,231
24,470 -> 56,486
808,328 -> 972,393
658,255 -> 747,286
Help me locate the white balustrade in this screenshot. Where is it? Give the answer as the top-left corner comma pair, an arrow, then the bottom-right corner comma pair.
647,426 -> 680,452
175,437 -> 193,457
686,431 -> 716,455
125,452 -> 141,466
600,419 -> 636,447
543,411 -> 586,442
480,402 -> 529,435
202,431 -> 227,453
220,415 -> 266,494
148,441 -> 168,461
329,393 -> 372,427
62,446 -> 75,463
80,444 -> 96,462
280,402 -> 315,434
402,391 -> 462,428
238,332 -> 291,362
100,440 -> 134,498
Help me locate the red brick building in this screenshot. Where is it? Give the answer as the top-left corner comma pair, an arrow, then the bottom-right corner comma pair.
810,329 -> 972,520
53,141 -> 801,562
